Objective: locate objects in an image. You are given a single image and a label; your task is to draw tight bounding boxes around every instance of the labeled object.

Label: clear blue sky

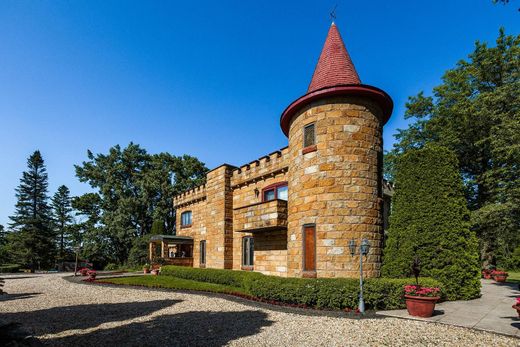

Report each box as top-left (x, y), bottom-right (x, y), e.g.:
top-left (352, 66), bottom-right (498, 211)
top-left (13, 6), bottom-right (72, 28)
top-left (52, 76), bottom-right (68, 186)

top-left (0, 1), bottom-right (518, 226)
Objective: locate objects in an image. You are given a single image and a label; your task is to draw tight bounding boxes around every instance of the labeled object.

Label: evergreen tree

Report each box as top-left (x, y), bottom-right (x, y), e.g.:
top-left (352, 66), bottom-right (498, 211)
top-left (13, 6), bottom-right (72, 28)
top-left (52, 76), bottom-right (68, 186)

top-left (387, 29), bottom-right (520, 267)
top-left (382, 146), bottom-right (481, 300)
top-left (8, 151), bottom-right (56, 270)
top-left (51, 185), bottom-right (74, 258)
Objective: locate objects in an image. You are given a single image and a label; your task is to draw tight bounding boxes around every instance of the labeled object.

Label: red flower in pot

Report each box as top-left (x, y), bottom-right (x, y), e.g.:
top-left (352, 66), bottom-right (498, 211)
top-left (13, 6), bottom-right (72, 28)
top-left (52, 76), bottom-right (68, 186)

top-left (481, 269), bottom-right (493, 279)
top-left (513, 298), bottom-right (520, 318)
top-left (404, 285), bottom-right (441, 318)
top-left (492, 270), bottom-right (508, 282)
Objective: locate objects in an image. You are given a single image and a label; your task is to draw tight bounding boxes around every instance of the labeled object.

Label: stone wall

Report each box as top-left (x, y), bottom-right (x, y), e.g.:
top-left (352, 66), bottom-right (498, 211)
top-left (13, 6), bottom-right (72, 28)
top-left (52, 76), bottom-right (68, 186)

top-left (287, 97), bottom-right (384, 278)
top-left (174, 198), bottom-right (207, 268)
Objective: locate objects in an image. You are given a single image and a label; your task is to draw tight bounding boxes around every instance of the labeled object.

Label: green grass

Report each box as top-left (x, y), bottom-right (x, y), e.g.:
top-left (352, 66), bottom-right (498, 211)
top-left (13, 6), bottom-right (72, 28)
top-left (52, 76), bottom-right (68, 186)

top-left (101, 275), bottom-right (246, 295)
top-left (507, 271), bottom-right (520, 284)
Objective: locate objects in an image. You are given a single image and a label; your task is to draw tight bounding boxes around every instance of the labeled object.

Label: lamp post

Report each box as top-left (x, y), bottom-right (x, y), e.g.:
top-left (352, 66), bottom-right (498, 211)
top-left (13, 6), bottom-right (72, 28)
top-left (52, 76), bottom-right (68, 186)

top-left (73, 244), bottom-right (81, 277)
top-left (349, 238), bottom-right (371, 313)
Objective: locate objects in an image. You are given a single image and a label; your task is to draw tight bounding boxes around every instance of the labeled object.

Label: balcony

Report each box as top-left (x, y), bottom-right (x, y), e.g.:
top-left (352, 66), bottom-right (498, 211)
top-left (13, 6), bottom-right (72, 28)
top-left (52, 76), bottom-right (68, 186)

top-left (233, 199), bottom-right (288, 232)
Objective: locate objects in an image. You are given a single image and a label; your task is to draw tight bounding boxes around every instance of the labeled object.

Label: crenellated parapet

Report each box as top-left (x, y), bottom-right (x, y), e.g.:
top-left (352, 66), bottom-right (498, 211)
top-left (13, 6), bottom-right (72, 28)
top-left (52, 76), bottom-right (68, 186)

top-left (173, 184), bottom-right (207, 208)
top-left (231, 146), bottom-right (289, 188)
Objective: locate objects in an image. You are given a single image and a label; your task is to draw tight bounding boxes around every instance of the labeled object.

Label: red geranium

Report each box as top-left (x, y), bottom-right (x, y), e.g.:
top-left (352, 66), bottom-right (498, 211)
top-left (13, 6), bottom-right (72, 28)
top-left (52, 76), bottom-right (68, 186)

top-left (515, 297), bottom-right (520, 305)
top-left (404, 285), bottom-right (440, 297)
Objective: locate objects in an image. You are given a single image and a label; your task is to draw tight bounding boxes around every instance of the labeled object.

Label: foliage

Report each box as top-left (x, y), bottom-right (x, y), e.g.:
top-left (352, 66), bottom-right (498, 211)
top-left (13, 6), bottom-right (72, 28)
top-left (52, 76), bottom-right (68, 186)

top-left (386, 29), bottom-right (520, 267)
top-left (51, 185), bottom-right (74, 259)
top-left (7, 151), bottom-right (56, 270)
top-left (0, 264), bottom-right (21, 273)
top-left (103, 263), bottom-right (119, 271)
top-left (160, 265), bottom-right (262, 287)
top-left (404, 285), bottom-right (440, 298)
top-left (102, 275), bottom-right (244, 294)
top-left (74, 143), bottom-right (207, 264)
top-left (382, 146), bottom-right (481, 300)
top-left (160, 266), bottom-right (444, 310)
top-left (127, 235), bottom-right (151, 267)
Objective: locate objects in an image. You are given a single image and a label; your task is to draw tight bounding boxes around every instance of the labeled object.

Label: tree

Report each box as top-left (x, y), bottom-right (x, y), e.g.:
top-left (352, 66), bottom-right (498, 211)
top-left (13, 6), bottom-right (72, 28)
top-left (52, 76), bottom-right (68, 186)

top-left (382, 146), bottom-right (481, 300)
top-left (387, 29), bottom-right (520, 267)
top-left (8, 151), bottom-right (56, 270)
top-left (74, 143), bottom-right (207, 265)
top-left (51, 185), bottom-right (74, 258)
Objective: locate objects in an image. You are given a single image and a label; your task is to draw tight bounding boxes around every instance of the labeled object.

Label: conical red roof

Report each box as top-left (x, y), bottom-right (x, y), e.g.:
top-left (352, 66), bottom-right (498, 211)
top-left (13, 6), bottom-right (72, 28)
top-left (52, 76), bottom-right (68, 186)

top-left (307, 23), bottom-right (360, 92)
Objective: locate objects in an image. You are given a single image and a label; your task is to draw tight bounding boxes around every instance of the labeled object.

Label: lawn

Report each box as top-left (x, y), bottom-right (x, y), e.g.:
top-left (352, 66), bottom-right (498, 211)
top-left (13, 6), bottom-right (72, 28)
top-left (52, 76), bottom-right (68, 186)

top-left (101, 275), bottom-right (246, 295)
top-left (507, 271), bottom-right (520, 284)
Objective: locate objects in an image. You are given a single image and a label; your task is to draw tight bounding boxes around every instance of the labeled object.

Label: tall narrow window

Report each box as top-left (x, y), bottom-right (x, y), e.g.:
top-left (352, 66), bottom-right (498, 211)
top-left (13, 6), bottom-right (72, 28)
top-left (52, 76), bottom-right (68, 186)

top-left (199, 240), bottom-right (206, 267)
top-left (303, 224), bottom-right (316, 272)
top-left (242, 236), bottom-right (254, 267)
top-left (181, 211), bottom-right (192, 227)
top-left (303, 123), bottom-right (316, 148)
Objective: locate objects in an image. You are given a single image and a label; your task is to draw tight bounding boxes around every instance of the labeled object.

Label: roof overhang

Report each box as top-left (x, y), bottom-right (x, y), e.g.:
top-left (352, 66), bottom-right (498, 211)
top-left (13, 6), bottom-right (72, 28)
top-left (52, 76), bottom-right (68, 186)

top-left (280, 84), bottom-right (393, 137)
top-left (149, 235), bottom-right (194, 244)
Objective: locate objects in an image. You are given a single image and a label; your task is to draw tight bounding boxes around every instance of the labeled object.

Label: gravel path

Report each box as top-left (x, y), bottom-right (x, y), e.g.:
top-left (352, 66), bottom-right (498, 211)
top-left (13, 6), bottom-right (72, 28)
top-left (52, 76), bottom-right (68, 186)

top-left (0, 274), bottom-right (518, 347)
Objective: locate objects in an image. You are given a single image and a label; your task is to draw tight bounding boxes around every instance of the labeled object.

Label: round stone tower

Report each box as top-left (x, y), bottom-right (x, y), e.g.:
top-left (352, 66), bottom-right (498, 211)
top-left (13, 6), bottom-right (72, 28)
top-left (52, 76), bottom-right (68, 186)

top-left (281, 23), bottom-right (393, 278)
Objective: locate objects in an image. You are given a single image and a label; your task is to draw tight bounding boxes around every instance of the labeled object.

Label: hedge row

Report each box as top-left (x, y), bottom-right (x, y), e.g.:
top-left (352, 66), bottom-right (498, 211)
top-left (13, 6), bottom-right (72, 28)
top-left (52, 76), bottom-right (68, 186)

top-left (0, 264), bottom-right (20, 273)
top-left (160, 266), bottom-right (444, 310)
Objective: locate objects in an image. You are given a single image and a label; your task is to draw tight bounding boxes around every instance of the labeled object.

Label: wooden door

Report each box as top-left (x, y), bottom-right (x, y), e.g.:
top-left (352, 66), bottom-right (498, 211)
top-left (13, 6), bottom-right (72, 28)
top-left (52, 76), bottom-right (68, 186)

top-left (303, 224), bottom-right (316, 272)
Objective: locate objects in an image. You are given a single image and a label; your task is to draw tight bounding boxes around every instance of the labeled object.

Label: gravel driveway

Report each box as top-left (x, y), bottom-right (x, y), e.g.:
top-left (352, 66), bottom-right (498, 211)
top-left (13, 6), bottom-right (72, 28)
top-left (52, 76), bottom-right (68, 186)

top-left (0, 274), bottom-right (518, 346)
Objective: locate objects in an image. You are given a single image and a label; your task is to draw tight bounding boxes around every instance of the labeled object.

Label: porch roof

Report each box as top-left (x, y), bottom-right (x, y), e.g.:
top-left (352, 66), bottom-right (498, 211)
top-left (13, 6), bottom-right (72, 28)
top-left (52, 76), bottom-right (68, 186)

top-left (149, 235), bottom-right (194, 245)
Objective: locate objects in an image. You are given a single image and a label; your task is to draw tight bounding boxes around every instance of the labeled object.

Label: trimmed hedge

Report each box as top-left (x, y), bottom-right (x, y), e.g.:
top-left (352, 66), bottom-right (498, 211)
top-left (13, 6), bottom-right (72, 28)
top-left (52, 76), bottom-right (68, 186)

top-left (0, 264), bottom-right (20, 273)
top-left (161, 266), bottom-right (443, 310)
top-left (161, 265), bottom-right (262, 287)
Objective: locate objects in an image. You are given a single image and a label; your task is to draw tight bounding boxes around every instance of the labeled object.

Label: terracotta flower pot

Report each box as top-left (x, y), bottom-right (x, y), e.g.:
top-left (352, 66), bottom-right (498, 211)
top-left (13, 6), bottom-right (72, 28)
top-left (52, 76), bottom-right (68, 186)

top-left (493, 274), bottom-right (508, 282)
top-left (405, 295), bottom-right (440, 318)
top-left (512, 304), bottom-right (520, 318)
top-left (482, 272), bottom-right (492, 279)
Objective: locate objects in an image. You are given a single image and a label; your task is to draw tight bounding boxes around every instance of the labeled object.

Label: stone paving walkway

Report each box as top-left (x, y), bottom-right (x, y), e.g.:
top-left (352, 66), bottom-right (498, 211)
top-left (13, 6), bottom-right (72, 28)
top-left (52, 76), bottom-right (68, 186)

top-left (377, 279), bottom-right (520, 337)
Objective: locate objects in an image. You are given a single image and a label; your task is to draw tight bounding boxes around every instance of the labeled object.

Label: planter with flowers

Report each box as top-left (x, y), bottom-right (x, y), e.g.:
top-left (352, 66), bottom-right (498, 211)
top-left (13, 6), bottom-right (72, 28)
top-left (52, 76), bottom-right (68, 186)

top-left (78, 268), bottom-right (90, 276)
top-left (513, 298), bottom-right (520, 317)
top-left (143, 264), bottom-right (150, 274)
top-left (404, 285), bottom-right (441, 318)
top-left (481, 269), bottom-right (493, 279)
top-left (87, 270), bottom-right (97, 281)
top-left (492, 270), bottom-right (508, 282)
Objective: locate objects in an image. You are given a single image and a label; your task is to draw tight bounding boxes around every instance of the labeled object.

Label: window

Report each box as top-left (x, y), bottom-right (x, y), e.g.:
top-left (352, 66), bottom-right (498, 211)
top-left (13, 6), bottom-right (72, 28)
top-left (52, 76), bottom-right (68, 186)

top-left (262, 182), bottom-right (288, 202)
top-left (303, 123), bottom-right (316, 148)
top-left (242, 236), bottom-right (254, 267)
top-left (303, 224), bottom-right (316, 272)
top-left (199, 240), bottom-right (206, 266)
top-left (181, 211), bottom-right (192, 227)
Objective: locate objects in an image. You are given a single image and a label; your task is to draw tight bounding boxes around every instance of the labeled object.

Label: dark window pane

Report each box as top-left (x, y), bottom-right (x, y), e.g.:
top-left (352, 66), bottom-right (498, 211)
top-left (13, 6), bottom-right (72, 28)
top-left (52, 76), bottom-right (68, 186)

top-left (242, 237), bottom-right (254, 266)
top-left (304, 123), bottom-right (315, 147)
top-left (181, 211), bottom-right (192, 226)
top-left (263, 189), bottom-right (275, 201)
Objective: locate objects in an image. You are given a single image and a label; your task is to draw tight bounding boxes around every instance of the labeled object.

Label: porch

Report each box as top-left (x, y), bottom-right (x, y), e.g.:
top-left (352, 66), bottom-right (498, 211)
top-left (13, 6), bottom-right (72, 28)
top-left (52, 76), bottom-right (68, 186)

top-left (149, 235), bottom-right (194, 267)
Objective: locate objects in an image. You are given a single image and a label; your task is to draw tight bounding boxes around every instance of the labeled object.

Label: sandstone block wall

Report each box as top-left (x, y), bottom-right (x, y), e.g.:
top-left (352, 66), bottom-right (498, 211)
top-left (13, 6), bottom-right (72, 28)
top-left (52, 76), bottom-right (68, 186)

top-left (287, 97), bottom-right (384, 278)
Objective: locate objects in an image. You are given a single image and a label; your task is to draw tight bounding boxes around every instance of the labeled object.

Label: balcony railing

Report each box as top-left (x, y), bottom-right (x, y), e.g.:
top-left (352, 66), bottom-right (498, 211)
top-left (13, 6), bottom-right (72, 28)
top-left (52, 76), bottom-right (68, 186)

top-left (233, 199), bottom-right (288, 232)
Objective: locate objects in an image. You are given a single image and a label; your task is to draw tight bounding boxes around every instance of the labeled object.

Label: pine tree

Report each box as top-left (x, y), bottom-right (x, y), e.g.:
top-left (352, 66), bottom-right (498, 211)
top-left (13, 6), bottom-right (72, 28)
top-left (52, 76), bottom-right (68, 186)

top-left (8, 151), bottom-right (56, 270)
top-left (382, 146), bottom-right (481, 300)
top-left (51, 185), bottom-right (74, 258)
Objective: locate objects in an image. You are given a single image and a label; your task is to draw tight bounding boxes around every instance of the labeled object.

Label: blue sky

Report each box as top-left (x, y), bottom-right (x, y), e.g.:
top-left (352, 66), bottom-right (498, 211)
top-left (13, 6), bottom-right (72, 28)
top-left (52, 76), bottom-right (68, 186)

top-left (0, 1), bottom-right (518, 226)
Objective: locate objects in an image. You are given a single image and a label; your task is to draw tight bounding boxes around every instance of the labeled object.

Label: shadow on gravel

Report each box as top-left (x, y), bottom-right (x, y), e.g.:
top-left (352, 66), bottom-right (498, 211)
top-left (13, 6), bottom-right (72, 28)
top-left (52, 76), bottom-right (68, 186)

top-left (48, 310), bottom-right (273, 347)
top-left (2, 299), bottom-right (181, 336)
top-left (0, 292), bottom-right (42, 302)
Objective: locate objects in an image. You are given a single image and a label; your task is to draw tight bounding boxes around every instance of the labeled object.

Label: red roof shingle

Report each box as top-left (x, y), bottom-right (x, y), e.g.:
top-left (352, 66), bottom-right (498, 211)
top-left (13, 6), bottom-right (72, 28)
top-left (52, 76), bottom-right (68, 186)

top-left (307, 23), bottom-right (360, 92)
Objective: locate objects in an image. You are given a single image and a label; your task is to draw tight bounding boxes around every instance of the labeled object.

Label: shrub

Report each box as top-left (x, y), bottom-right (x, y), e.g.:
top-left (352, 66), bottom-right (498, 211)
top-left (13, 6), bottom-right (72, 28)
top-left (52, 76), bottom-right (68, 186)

top-left (161, 265), bottom-right (262, 288)
top-left (0, 264), bottom-right (20, 273)
top-left (160, 266), bottom-right (443, 310)
top-left (104, 263), bottom-right (119, 271)
top-left (382, 146), bottom-right (481, 300)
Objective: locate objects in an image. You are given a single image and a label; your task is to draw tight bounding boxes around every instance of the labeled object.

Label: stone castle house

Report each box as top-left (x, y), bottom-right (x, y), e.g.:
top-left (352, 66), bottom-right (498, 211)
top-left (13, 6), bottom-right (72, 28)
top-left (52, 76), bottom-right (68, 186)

top-left (149, 23), bottom-right (393, 278)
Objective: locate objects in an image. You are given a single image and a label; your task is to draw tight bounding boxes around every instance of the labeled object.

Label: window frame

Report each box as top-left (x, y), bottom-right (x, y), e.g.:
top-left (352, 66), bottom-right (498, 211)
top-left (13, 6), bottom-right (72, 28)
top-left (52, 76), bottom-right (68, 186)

top-left (180, 210), bottom-right (192, 228)
top-left (242, 236), bottom-right (254, 268)
top-left (199, 240), bottom-right (206, 267)
top-left (261, 181), bottom-right (288, 202)
top-left (303, 122), bottom-right (316, 149)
